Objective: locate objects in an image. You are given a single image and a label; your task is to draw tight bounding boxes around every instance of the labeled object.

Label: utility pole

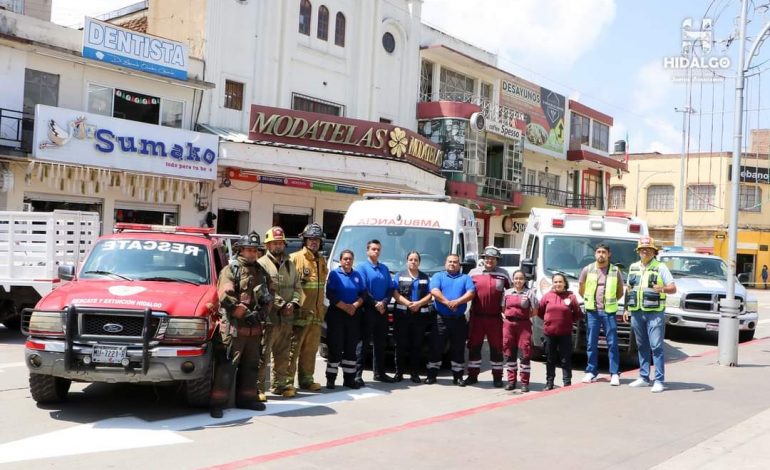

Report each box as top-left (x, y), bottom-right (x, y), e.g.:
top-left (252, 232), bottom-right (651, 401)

top-left (673, 105), bottom-right (694, 247)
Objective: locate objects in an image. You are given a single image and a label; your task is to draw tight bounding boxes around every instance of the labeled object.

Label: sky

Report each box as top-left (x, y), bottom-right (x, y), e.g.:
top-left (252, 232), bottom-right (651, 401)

top-left (50, 0), bottom-right (770, 155)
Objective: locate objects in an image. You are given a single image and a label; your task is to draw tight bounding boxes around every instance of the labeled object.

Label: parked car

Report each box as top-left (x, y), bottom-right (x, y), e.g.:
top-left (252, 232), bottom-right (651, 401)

top-left (498, 247), bottom-right (521, 279)
top-left (658, 249), bottom-right (759, 342)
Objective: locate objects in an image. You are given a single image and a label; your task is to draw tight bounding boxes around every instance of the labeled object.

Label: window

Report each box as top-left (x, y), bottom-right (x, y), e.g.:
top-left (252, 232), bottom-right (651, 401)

top-left (382, 32), bottom-right (395, 53)
top-left (570, 112), bottom-right (590, 145)
top-left (299, 0), bottom-right (311, 35)
top-left (739, 185), bottom-right (761, 212)
top-left (317, 5), bottom-right (329, 40)
top-left (161, 99), bottom-right (184, 128)
top-left (647, 185), bottom-right (674, 211)
top-left (87, 84), bottom-right (184, 127)
top-left (439, 68), bottom-right (475, 102)
top-left (609, 186), bottom-right (626, 209)
top-left (292, 93), bottom-right (343, 116)
top-left (334, 12), bottom-right (346, 46)
top-left (592, 121), bottom-right (609, 152)
top-left (504, 140), bottom-right (523, 183)
top-left (379, 117), bottom-right (392, 124)
top-left (419, 60), bottom-right (433, 101)
top-left (686, 184), bottom-right (715, 211)
top-left (224, 80), bottom-right (244, 110)
top-left (480, 82), bottom-right (492, 102)
top-left (23, 69), bottom-right (59, 115)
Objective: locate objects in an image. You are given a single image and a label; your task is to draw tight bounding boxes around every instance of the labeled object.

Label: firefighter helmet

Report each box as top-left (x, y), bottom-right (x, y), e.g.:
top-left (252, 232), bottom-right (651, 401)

top-left (300, 223), bottom-right (324, 239)
top-left (234, 231), bottom-right (261, 250)
top-left (264, 226), bottom-right (286, 244)
top-left (483, 246), bottom-right (502, 259)
top-left (636, 236), bottom-right (659, 253)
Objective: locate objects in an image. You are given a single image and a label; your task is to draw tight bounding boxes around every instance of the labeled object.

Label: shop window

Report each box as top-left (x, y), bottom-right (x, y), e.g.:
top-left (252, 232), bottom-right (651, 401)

top-left (87, 84), bottom-right (113, 116)
top-left (647, 185), bottom-right (674, 211)
top-left (323, 210), bottom-right (344, 239)
top-left (161, 99), bottom-right (184, 128)
top-left (23, 69), bottom-right (59, 115)
top-left (299, 0), bottom-right (312, 35)
top-left (292, 93), bottom-right (343, 116)
top-left (739, 185), bottom-right (761, 212)
top-left (570, 112), bottom-right (590, 146)
top-left (592, 121), bottom-right (609, 152)
top-left (113, 89), bottom-right (160, 125)
top-left (686, 184), bottom-right (715, 211)
top-left (115, 208), bottom-right (177, 225)
top-left (224, 80), bottom-right (244, 111)
top-left (334, 12), bottom-right (346, 46)
top-left (317, 5), bottom-right (329, 40)
top-left (609, 186), bottom-right (626, 209)
top-left (273, 205), bottom-right (312, 238)
top-left (439, 67), bottom-right (474, 102)
top-left (419, 60), bottom-right (433, 102)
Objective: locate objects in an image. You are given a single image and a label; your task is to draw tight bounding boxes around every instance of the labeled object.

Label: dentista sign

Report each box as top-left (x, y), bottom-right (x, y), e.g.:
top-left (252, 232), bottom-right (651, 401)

top-left (248, 105), bottom-right (443, 172)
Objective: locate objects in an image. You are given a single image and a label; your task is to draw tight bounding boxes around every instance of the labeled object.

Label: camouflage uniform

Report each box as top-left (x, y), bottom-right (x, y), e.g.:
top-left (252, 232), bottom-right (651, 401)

top-left (289, 245), bottom-right (329, 390)
top-left (210, 254), bottom-right (272, 412)
top-left (257, 247), bottom-right (302, 396)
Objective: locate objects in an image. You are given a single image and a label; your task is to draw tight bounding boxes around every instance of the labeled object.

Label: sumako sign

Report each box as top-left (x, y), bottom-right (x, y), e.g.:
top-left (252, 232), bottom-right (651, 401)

top-left (33, 105), bottom-right (217, 180)
top-left (83, 17), bottom-right (188, 80)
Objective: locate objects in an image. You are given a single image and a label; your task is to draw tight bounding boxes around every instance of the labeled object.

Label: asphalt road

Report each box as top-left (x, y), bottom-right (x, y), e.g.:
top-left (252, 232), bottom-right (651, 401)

top-left (1, 289), bottom-right (768, 469)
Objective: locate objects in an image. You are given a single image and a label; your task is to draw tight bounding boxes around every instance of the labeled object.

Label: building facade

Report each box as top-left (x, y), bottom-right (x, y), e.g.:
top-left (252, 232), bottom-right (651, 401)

top-left (0, 8), bottom-right (215, 232)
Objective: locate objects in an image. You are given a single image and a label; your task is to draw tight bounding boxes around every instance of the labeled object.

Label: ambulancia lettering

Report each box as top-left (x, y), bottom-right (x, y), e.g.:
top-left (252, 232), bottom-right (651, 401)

top-left (356, 218), bottom-right (440, 228)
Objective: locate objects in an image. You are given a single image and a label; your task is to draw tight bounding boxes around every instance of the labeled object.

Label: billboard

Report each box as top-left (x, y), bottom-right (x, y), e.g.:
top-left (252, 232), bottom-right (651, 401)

top-left (500, 77), bottom-right (566, 155)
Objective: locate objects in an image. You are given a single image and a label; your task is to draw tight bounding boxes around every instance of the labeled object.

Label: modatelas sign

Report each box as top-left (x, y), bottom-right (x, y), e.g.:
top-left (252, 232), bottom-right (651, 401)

top-left (83, 17), bottom-right (188, 80)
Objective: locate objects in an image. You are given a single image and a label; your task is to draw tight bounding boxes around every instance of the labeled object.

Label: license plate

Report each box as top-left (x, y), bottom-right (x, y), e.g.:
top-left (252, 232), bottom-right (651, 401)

top-left (705, 323), bottom-right (720, 332)
top-left (92, 345), bottom-right (127, 364)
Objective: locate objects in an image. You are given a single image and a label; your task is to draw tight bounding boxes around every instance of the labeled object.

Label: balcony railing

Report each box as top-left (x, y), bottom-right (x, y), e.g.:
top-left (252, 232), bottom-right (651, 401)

top-left (479, 177), bottom-right (517, 201)
top-left (418, 92), bottom-right (525, 126)
top-left (0, 108), bottom-right (33, 154)
top-left (520, 184), bottom-right (602, 209)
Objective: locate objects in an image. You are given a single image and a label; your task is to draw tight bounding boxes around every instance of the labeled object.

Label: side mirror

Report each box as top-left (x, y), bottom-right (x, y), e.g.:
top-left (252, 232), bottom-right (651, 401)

top-left (58, 265), bottom-right (76, 281)
top-left (520, 258), bottom-right (535, 280)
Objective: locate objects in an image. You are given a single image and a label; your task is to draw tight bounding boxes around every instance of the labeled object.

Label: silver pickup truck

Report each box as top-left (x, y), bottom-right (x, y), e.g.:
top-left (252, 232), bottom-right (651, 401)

top-left (658, 251), bottom-right (759, 342)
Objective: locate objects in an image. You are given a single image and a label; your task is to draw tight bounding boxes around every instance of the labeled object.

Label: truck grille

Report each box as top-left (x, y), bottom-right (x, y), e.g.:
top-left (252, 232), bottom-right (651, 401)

top-left (683, 293), bottom-right (743, 314)
top-left (81, 314), bottom-right (160, 337)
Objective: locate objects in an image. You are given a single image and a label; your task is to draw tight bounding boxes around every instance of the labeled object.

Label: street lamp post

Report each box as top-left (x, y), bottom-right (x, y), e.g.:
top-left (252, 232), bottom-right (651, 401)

top-left (674, 105), bottom-right (696, 247)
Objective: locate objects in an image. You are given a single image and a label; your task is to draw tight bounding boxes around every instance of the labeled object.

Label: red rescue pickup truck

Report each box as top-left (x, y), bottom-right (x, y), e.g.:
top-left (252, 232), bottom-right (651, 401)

top-left (22, 223), bottom-right (229, 406)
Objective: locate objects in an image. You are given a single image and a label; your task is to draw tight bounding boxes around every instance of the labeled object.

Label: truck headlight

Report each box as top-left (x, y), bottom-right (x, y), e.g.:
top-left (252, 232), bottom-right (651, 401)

top-left (165, 318), bottom-right (208, 341)
top-left (28, 311), bottom-right (65, 336)
top-left (665, 295), bottom-right (681, 309)
top-left (745, 300), bottom-right (758, 313)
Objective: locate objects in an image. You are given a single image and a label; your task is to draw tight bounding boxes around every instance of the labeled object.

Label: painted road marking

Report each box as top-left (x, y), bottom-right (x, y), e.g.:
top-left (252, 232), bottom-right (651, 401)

top-left (0, 388), bottom-right (386, 465)
top-left (0, 361), bottom-right (24, 372)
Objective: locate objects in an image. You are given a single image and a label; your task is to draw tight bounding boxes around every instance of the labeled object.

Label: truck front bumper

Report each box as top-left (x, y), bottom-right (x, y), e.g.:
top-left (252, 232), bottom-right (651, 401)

top-left (25, 339), bottom-right (211, 383)
top-left (665, 310), bottom-right (758, 332)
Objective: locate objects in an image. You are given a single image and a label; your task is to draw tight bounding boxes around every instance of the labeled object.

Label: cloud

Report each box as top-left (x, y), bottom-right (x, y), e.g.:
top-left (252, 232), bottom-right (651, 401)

top-left (630, 60), bottom-right (678, 114)
top-left (421, 0), bottom-right (616, 74)
top-left (51, 0), bottom-right (138, 27)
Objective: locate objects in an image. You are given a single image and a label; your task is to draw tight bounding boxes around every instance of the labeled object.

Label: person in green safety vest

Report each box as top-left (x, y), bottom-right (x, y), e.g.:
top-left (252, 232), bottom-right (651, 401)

top-left (579, 243), bottom-right (625, 386)
top-left (622, 237), bottom-right (676, 393)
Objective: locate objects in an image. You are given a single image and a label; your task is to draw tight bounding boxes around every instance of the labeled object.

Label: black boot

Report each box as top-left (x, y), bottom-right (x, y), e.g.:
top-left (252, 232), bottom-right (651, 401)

top-left (326, 373), bottom-right (337, 390)
top-left (410, 371), bottom-right (422, 384)
top-left (493, 376), bottom-right (504, 388)
top-left (210, 406), bottom-right (223, 418)
top-left (453, 371), bottom-right (466, 387)
top-left (393, 372), bottom-right (404, 382)
top-left (343, 375), bottom-right (360, 389)
top-left (423, 369), bottom-right (437, 384)
top-left (504, 380), bottom-right (516, 391)
top-left (461, 375), bottom-right (478, 386)
top-left (544, 380), bottom-right (555, 391)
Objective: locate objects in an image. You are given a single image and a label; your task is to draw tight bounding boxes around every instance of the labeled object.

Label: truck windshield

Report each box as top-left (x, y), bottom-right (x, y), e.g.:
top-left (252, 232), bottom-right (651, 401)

top-left (80, 239), bottom-right (211, 284)
top-left (542, 235), bottom-right (638, 280)
top-left (330, 226), bottom-right (453, 274)
top-left (659, 255), bottom-right (729, 280)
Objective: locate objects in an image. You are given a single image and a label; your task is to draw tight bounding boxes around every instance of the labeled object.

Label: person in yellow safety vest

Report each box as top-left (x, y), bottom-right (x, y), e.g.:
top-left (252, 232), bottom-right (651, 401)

top-left (257, 226), bottom-right (302, 400)
top-left (578, 243), bottom-right (625, 386)
top-left (622, 236), bottom-right (676, 394)
top-left (288, 223), bottom-right (329, 391)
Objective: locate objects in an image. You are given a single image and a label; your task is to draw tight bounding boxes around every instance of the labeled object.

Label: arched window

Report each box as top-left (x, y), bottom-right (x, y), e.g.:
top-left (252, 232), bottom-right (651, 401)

top-left (335, 12), bottom-right (346, 47)
top-left (317, 6), bottom-right (329, 40)
top-left (299, 0), bottom-right (311, 35)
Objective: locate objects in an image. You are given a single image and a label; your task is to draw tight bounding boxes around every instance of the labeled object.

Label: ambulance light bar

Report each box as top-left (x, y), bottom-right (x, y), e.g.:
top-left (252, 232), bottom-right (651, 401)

top-left (114, 223), bottom-right (214, 235)
top-left (551, 218), bottom-right (565, 228)
top-left (628, 223), bottom-right (642, 233)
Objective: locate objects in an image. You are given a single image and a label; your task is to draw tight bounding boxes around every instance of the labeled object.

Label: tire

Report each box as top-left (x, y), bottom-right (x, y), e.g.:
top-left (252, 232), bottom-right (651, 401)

top-left (185, 363), bottom-right (213, 407)
top-left (29, 374), bottom-right (71, 403)
top-left (1, 317), bottom-right (21, 331)
top-left (739, 330), bottom-right (755, 343)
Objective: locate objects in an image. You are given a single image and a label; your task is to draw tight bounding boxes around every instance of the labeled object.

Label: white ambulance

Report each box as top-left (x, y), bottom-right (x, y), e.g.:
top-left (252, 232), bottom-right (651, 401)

top-left (519, 208), bottom-right (649, 362)
top-left (329, 194), bottom-right (479, 275)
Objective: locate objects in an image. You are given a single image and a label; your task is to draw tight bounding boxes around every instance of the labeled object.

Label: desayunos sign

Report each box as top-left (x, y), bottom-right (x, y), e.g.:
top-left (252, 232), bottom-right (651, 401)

top-left (33, 105), bottom-right (217, 180)
top-left (83, 17), bottom-right (188, 80)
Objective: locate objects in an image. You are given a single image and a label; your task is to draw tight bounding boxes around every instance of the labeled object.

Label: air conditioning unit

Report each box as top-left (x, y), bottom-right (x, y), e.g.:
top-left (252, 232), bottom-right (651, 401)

top-left (469, 112), bottom-right (485, 132)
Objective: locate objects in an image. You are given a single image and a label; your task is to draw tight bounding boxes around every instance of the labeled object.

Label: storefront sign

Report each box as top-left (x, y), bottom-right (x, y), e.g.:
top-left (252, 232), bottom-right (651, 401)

top-left (248, 105), bottom-right (444, 173)
top-left (486, 120), bottom-right (523, 140)
top-left (83, 17), bottom-right (188, 80)
top-left (33, 105), bottom-right (217, 181)
top-left (500, 77), bottom-right (566, 155)
top-left (728, 164), bottom-right (770, 184)
top-left (226, 168), bottom-right (361, 195)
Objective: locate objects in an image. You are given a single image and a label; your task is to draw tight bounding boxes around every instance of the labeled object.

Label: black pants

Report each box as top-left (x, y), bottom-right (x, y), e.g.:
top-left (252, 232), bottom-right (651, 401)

top-left (544, 334), bottom-right (573, 385)
top-left (326, 306), bottom-right (361, 381)
top-left (427, 315), bottom-right (467, 377)
top-left (394, 310), bottom-right (430, 375)
top-left (356, 305), bottom-right (389, 378)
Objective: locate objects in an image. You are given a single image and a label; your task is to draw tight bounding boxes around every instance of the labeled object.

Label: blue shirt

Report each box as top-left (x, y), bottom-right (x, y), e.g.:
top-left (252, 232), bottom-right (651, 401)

top-left (430, 270), bottom-right (476, 317)
top-left (358, 259), bottom-right (393, 302)
top-left (326, 267), bottom-right (366, 305)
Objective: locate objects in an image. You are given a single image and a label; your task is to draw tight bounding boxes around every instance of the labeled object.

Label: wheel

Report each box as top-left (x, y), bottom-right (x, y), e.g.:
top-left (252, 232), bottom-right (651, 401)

top-left (185, 360), bottom-right (214, 407)
top-left (739, 330), bottom-right (755, 343)
top-left (29, 374), bottom-right (71, 403)
top-left (1, 316), bottom-right (21, 331)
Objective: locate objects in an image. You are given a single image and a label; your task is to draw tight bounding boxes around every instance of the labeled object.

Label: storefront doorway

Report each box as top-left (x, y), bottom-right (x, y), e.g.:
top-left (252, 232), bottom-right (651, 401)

top-left (273, 205), bottom-right (311, 238)
top-left (216, 199), bottom-right (250, 235)
top-left (24, 193), bottom-right (103, 215)
top-left (114, 202), bottom-right (178, 225)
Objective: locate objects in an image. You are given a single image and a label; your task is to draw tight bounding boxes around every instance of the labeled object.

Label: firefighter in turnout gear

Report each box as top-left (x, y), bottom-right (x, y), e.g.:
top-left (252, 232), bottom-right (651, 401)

top-left (210, 231), bottom-right (272, 418)
top-left (622, 237), bottom-right (676, 393)
top-left (257, 226), bottom-right (302, 399)
top-left (288, 223), bottom-right (329, 391)
top-left (466, 246), bottom-right (510, 387)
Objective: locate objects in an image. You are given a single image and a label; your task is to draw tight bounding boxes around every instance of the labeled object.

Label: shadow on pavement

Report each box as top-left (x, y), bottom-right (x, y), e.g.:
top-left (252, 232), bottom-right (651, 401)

top-left (663, 381), bottom-right (714, 392)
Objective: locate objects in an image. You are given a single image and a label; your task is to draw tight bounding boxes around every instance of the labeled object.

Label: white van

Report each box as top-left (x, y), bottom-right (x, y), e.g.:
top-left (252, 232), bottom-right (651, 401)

top-left (328, 194), bottom-right (479, 275)
top-left (519, 208), bottom-right (649, 362)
